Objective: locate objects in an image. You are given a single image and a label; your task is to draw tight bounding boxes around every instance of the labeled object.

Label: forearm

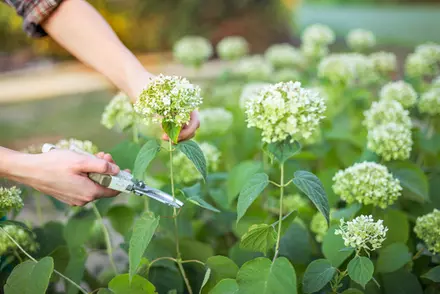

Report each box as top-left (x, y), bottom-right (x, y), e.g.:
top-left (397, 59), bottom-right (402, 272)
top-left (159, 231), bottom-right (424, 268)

top-left (0, 147), bottom-right (29, 182)
top-left (41, 0), bottom-right (153, 99)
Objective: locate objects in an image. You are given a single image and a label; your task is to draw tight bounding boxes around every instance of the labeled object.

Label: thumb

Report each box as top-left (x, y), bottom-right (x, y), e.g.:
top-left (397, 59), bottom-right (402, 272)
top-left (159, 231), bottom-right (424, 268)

top-left (77, 157), bottom-right (120, 175)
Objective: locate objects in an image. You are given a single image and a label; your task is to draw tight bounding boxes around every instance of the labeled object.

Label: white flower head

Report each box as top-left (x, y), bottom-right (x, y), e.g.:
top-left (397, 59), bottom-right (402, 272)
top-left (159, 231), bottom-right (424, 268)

top-left (332, 162), bottom-right (402, 209)
top-left (415, 43), bottom-right (440, 65)
top-left (301, 42), bottom-right (329, 60)
top-left (367, 122), bottom-right (413, 161)
top-left (346, 29), bottom-right (376, 52)
top-left (363, 100), bottom-right (412, 129)
top-left (369, 51), bottom-right (397, 76)
top-left (379, 81), bottom-right (418, 109)
top-left (234, 55), bottom-right (273, 81)
top-left (0, 187), bottom-right (23, 212)
top-left (335, 215), bottom-right (388, 253)
top-left (173, 36), bottom-right (213, 67)
top-left (264, 43), bottom-right (305, 69)
top-left (302, 24), bottom-right (335, 46)
top-left (414, 209), bottom-right (440, 254)
top-left (239, 83), bottom-right (271, 109)
top-left (0, 225), bottom-right (38, 256)
top-left (217, 36), bottom-right (249, 61)
top-left (405, 53), bottom-right (436, 78)
top-left (198, 108), bottom-right (233, 136)
top-left (56, 138), bottom-right (99, 154)
top-left (418, 88), bottom-right (440, 116)
top-left (101, 92), bottom-right (135, 130)
top-left (272, 68), bottom-right (301, 83)
top-left (134, 75), bottom-right (203, 126)
top-left (245, 81), bottom-right (326, 143)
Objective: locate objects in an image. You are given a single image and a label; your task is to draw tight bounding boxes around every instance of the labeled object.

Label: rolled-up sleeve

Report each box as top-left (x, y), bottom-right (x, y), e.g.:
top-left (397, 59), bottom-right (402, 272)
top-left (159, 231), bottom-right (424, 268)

top-left (3, 0), bottom-right (64, 38)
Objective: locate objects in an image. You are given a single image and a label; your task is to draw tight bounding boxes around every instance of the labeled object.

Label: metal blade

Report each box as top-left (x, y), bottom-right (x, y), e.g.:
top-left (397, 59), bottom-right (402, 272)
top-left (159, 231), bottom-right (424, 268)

top-left (134, 185), bottom-right (183, 208)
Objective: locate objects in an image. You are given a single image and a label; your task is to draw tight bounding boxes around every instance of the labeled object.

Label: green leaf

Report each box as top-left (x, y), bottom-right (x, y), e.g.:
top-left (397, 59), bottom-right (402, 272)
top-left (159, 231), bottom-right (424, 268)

top-left (109, 274), bottom-right (156, 294)
top-left (65, 246), bottom-right (87, 294)
top-left (275, 210), bottom-right (298, 236)
top-left (181, 184), bottom-right (220, 212)
top-left (377, 243), bottom-right (411, 273)
top-left (421, 266), bottom-right (440, 282)
top-left (279, 222), bottom-right (312, 265)
top-left (302, 259), bottom-right (336, 293)
top-left (322, 226), bottom-right (352, 267)
top-left (331, 203), bottom-right (361, 221)
top-left (177, 140), bottom-right (207, 180)
top-left (347, 256), bottom-right (374, 289)
top-left (200, 268), bottom-right (211, 294)
top-left (341, 289), bottom-right (364, 294)
top-left (240, 224), bottom-right (277, 254)
top-left (97, 289), bottom-right (113, 294)
top-left (4, 257), bottom-right (54, 294)
top-left (292, 170), bottom-right (330, 225)
top-left (227, 161), bottom-right (263, 204)
top-left (162, 121), bottom-right (182, 144)
top-left (381, 209), bottom-right (409, 246)
top-left (179, 239), bottom-right (214, 262)
top-left (236, 173), bottom-right (269, 223)
top-left (382, 269), bottom-right (423, 294)
top-left (210, 279), bottom-right (239, 294)
top-left (110, 140), bottom-right (141, 170)
top-left (236, 257), bottom-right (297, 294)
top-left (148, 266), bottom-right (183, 294)
top-left (133, 140), bottom-right (161, 179)
top-left (201, 256), bottom-right (239, 294)
top-left (64, 210), bottom-right (95, 249)
top-left (106, 205), bottom-right (135, 236)
top-left (388, 161), bottom-right (429, 203)
top-left (129, 212), bottom-right (160, 282)
top-left (266, 139), bottom-right (301, 163)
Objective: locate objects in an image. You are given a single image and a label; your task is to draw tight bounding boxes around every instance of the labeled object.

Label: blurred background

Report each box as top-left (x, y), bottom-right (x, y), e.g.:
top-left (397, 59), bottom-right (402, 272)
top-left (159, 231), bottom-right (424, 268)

top-left (1, 0), bottom-right (440, 151)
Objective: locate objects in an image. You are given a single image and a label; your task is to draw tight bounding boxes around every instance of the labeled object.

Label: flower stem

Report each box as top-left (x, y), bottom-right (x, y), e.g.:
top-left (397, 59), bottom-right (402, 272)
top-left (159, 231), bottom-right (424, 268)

top-left (91, 204), bottom-right (118, 275)
top-left (35, 193), bottom-right (43, 225)
top-left (413, 248), bottom-right (424, 260)
top-left (0, 227), bottom-right (88, 294)
top-left (272, 163), bottom-right (285, 262)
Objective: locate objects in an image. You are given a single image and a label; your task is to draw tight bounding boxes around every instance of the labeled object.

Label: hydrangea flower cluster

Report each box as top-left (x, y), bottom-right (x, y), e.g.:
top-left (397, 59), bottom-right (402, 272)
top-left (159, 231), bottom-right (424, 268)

top-left (332, 162), bottom-right (402, 209)
top-left (0, 186), bottom-right (23, 212)
top-left (272, 68), bottom-right (301, 83)
top-left (415, 43), bottom-right (440, 65)
top-left (302, 24), bottom-right (335, 46)
top-left (301, 42), bottom-right (329, 60)
top-left (172, 142), bottom-right (220, 183)
top-left (310, 212), bottom-right (329, 243)
top-left (335, 215), bottom-right (388, 253)
top-left (405, 52), bottom-right (437, 78)
top-left (234, 55), bottom-right (273, 81)
top-left (216, 36), bottom-right (249, 61)
top-left (0, 225), bottom-right (38, 256)
top-left (101, 92), bottom-right (135, 130)
top-left (414, 209), bottom-right (440, 254)
top-left (369, 51), bottom-right (397, 76)
top-left (134, 75), bottom-right (202, 127)
top-left (173, 36), bottom-right (213, 67)
top-left (198, 108), bottom-right (233, 136)
top-left (282, 194), bottom-right (311, 213)
top-left (363, 100), bottom-right (412, 129)
top-left (245, 81), bottom-right (326, 143)
top-left (367, 122), bottom-right (413, 161)
top-left (418, 88), bottom-right (440, 116)
top-left (56, 138), bottom-right (99, 154)
top-left (264, 43), bottom-right (304, 69)
top-left (379, 81), bottom-right (417, 109)
top-left (239, 83), bottom-right (271, 109)
top-left (346, 29), bottom-right (376, 52)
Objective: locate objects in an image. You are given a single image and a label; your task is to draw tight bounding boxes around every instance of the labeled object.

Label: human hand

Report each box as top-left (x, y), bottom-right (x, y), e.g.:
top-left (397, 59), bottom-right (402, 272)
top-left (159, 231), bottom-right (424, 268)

top-left (16, 150), bottom-right (121, 206)
top-left (161, 110), bottom-right (200, 142)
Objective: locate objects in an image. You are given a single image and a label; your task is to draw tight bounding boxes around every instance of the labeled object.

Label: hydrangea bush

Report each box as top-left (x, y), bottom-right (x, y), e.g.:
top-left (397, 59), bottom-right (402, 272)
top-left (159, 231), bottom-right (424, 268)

top-left (3, 24), bottom-right (440, 294)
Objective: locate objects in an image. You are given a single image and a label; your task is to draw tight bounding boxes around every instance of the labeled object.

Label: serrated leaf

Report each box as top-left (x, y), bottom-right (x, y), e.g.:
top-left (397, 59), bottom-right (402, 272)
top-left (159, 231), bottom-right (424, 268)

top-left (177, 140), bottom-right (207, 180)
top-left (201, 256), bottom-right (239, 294)
top-left (347, 256), bottom-right (374, 288)
top-left (181, 184), bottom-right (220, 212)
top-left (227, 161), bottom-right (264, 204)
top-left (109, 274), bottom-right (156, 294)
top-left (322, 226), bottom-right (353, 268)
top-left (110, 140), bottom-right (141, 170)
top-left (292, 170), bottom-right (330, 225)
top-left (421, 266), bottom-right (440, 282)
top-left (266, 139), bottom-right (301, 163)
top-left (240, 224), bottom-right (277, 254)
top-left (4, 257), bottom-right (54, 294)
top-left (388, 161), bottom-right (429, 203)
top-left (106, 205), bottom-right (135, 236)
top-left (65, 246), bottom-right (87, 294)
top-left (237, 173), bottom-right (269, 223)
top-left (236, 257), bottom-right (297, 294)
top-left (129, 212), bottom-right (160, 282)
top-left (303, 259), bottom-right (336, 293)
top-left (377, 243), bottom-right (411, 273)
top-left (210, 279), bottom-right (239, 294)
top-left (64, 210), bottom-right (95, 249)
top-left (380, 209), bottom-right (409, 246)
top-left (162, 121), bottom-right (182, 144)
top-left (133, 140), bottom-right (161, 179)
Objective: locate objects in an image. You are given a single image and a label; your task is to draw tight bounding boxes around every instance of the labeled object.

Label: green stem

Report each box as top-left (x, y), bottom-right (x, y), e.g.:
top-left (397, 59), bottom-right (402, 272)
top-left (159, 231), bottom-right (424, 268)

top-left (180, 259), bottom-right (206, 266)
top-left (331, 270), bottom-right (348, 292)
top-left (0, 227), bottom-right (88, 294)
top-left (272, 163), bottom-right (285, 262)
top-left (413, 248), bottom-right (424, 260)
top-left (132, 124), bottom-right (139, 143)
top-left (91, 204), bottom-right (118, 275)
top-left (35, 193), bottom-right (43, 225)
top-left (13, 250), bottom-right (23, 263)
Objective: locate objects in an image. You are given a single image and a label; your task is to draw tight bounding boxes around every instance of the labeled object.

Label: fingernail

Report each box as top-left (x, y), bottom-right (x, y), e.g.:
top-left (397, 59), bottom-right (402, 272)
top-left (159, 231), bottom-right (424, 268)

top-left (111, 164), bottom-right (120, 174)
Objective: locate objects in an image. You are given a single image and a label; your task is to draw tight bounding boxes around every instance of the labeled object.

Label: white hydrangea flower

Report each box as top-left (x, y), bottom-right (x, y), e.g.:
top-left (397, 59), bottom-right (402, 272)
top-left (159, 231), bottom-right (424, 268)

top-left (217, 36), bottom-right (249, 61)
top-left (245, 81), bottom-right (326, 143)
top-left (415, 43), bottom-right (440, 65)
top-left (346, 29), bottom-right (376, 52)
top-left (332, 162), bottom-right (402, 209)
top-left (379, 81), bottom-right (418, 109)
top-left (405, 53), bottom-right (436, 78)
top-left (172, 142), bottom-right (220, 183)
top-left (56, 138), bottom-right (99, 154)
top-left (367, 122), bottom-right (413, 161)
top-left (234, 55), bottom-right (273, 81)
top-left (264, 43), bottom-right (304, 69)
top-left (0, 187), bottom-right (23, 212)
top-left (311, 212), bottom-right (329, 243)
top-left (302, 24), bottom-right (335, 46)
top-left (198, 108), bottom-right (233, 136)
top-left (335, 215), bottom-right (388, 253)
top-left (272, 68), bottom-right (301, 83)
top-left (301, 42), bottom-right (329, 60)
top-left (101, 92), bottom-right (135, 130)
top-left (173, 36), bottom-right (213, 67)
top-left (0, 225), bottom-right (38, 256)
top-left (418, 88), bottom-right (440, 116)
top-left (414, 209), bottom-right (440, 254)
top-left (239, 83), bottom-right (271, 109)
top-left (134, 75), bottom-right (202, 126)
top-left (363, 100), bottom-right (412, 129)
top-left (369, 51), bottom-right (397, 76)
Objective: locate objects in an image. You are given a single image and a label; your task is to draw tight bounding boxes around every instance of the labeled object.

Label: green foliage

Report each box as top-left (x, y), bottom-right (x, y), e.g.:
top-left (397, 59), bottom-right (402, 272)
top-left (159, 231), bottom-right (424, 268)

top-left (210, 278), bottom-right (239, 294)
top-left (376, 243), bottom-right (411, 273)
top-left (322, 226), bottom-right (354, 267)
top-left (236, 173), bottom-right (269, 223)
top-left (421, 266), bottom-right (440, 282)
top-left (106, 205), bottom-right (135, 236)
top-left (387, 161), bottom-right (429, 203)
top-left (347, 256), bottom-right (374, 288)
top-left (201, 256), bottom-right (239, 294)
top-left (108, 274), bottom-right (156, 294)
top-left (240, 224), bottom-right (277, 254)
top-left (181, 183), bottom-right (220, 212)
top-left (302, 259), bottom-right (336, 293)
top-left (177, 140), bottom-right (207, 180)
top-left (227, 161), bottom-right (263, 204)
top-left (133, 139), bottom-right (161, 179)
top-left (266, 139), bottom-right (301, 163)
top-left (162, 121), bottom-right (182, 144)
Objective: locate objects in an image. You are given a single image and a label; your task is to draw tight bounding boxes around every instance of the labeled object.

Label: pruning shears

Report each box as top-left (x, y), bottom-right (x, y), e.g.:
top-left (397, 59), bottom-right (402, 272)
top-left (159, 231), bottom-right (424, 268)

top-left (41, 143), bottom-right (183, 208)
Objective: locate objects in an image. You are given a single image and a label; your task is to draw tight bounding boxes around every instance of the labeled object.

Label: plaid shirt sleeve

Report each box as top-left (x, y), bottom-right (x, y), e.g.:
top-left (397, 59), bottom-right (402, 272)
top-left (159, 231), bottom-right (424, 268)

top-left (3, 0), bottom-right (64, 38)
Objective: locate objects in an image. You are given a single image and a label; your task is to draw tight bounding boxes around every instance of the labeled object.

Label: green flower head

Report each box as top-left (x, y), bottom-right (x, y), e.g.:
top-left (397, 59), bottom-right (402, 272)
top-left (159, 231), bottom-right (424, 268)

top-left (265, 43), bottom-right (304, 69)
top-left (418, 88), bottom-right (440, 116)
top-left (217, 36), bottom-right (249, 61)
top-left (101, 92), bottom-right (135, 130)
top-left (363, 99), bottom-right (412, 129)
top-left (367, 123), bottom-right (413, 161)
top-left (173, 36), bottom-right (213, 67)
top-left (0, 187), bottom-right (23, 212)
top-left (346, 29), bottom-right (376, 52)
top-left (302, 24), bottom-right (335, 46)
top-left (414, 209), bottom-right (440, 254)
top-left (379, 81), bottom-right (417, 109)
top-left (0, 225), bottom-right (38, 256)
top-left (369, 51), bottom-right (397, 76)
top-left (56, 138), bottom-right (99, 154)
